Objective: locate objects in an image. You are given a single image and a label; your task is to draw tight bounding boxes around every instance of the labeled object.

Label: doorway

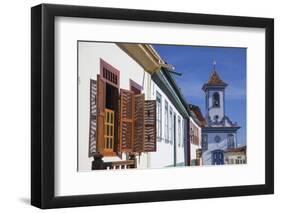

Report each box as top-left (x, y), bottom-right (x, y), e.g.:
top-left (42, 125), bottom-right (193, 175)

top-left (212, 150), bottom-right (224, 165)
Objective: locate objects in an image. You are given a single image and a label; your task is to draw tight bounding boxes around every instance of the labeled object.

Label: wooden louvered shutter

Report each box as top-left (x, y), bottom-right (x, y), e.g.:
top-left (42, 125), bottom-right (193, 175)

top-left (89, 79), bottom-right (97, 156)
top-left (143, 100), bottom-right (157, 152)
top-left (119, 89), bottom-right (134, 152)
top-left (97, 75), bottom-right (106, 152)
top-left (133, 94), bottom-right (145, 152)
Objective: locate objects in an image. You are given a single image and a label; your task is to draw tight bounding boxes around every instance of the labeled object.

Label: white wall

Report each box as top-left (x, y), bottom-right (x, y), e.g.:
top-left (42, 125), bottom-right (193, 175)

top-left (1, 0), bottom-right (280, 213)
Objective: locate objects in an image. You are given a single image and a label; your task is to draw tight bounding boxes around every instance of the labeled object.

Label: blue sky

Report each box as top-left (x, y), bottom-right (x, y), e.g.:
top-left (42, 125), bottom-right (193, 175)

top-left (153, 44), bottom-right (247, 146)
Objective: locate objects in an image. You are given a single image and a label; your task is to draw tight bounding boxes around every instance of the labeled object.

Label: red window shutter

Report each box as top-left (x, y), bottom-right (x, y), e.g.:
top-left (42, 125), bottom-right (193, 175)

top-left (144, 100), bottom-right (157, 152)
top-left (89, 79), bottom-right (97, 156)
top-left (119, 89), bottom-right (134, 152)
top-left (133, 94), bottom-right (145, 152)
top-left (96, 75), bottom-right (106, 152)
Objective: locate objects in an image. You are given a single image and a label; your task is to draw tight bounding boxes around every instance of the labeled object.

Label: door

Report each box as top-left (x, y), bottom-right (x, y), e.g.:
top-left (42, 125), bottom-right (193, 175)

top-left (212, 150), bottom-right (224, 165)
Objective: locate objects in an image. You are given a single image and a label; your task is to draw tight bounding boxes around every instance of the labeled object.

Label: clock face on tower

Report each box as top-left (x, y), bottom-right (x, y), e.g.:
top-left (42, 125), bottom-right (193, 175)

top-left (215, 135), bottom-right (221, 143)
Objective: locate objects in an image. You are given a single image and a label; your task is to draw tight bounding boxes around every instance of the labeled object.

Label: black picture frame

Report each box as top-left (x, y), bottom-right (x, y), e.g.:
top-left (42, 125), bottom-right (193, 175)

top-left (31, 3), bottom-right (274, 209)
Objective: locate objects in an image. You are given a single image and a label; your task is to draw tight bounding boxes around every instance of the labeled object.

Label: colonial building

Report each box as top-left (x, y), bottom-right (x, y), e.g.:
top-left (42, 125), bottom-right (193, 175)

top-left (188, 104), bottom-right (205, 166)
top-left (224, 145), bottom-right (247, 165)
top-left (201, 63), bottom-right (240, 165)
top-left (150, 66), bottom-right (189, 168)
top-left (78, 42), bottom-right (159, 171)
top-left (78, 42), bottom-right (191, 171)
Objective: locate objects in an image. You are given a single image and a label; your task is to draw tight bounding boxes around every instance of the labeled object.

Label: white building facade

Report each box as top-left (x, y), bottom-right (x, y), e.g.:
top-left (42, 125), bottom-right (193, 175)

top-left (149, 81), bottom-right (186, 168)
top-left (78, 42), bottom-right (159, 171)
top-left (224, 146), bottom-right (247, 165)
top-left (78, 42), bottom-right (190, 171)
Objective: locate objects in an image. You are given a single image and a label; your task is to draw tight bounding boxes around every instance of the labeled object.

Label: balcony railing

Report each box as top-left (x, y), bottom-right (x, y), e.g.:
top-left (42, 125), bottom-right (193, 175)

top-left (105, 160), bottom-right (136, 170)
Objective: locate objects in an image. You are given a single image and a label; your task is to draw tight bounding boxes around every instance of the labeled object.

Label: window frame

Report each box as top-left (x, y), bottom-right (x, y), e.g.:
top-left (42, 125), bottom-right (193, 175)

top-left (156, 91), bottom-right (162, 140)
top-left (169, 107), bottom-right (173, 144)
top-left (178, 116), bottom-right (181, 147)
top-left (227, 134), bottom-right (235, 149)
top-left (164, 100), bottom-right (169, 142)
top-left (202, 134), bottom-right (208, 151)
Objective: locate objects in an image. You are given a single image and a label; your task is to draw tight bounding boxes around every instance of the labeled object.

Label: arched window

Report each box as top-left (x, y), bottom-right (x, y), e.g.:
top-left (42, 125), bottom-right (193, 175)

top-left (212, 92), bottom-right (220, 107)
top-left (227, 134), bottom-right (235, 149)
top-left (202, 134), bottom-right (208, 151)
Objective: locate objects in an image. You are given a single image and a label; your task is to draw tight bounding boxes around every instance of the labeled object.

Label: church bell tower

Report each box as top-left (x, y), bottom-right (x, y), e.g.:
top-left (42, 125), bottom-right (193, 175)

top-left (202, 61), bottom-right (228, 124)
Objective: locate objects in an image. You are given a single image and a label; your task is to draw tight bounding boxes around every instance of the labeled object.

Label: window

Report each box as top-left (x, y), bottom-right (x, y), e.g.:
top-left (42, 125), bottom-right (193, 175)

top-left (100, 59), bottom-right (119, 87)
top-left (103, 67), bottom-right (118, 85)
top-left (178, 116), bottom-right (181, 147)
top-left (156, 91), bottom-right (162, 140)
top-left (120, 92), bottom-right (157, 153)
top-left (227, 134), bottom-right (235, 149)
top-left (214, 115), bottom-right (219, 122)
top-left (237, 156), bottom-right (242, 164)
top-left (212, 92), bottom-right (220, 107)
top-left (169, 108), bottom-right (173, 144)
top-left (130, 79), bottom-right (142, 94)
top-left (104, 109), bottom-right (114, 152)
top-left (96, 59), bottom-right (120, 156)
top-left (182, 121), bottom-right (185, 147)
top-left (190, 127), bottom-right (194, 144)
top-left (202, 134), bottom-right (208, 151)
top-left (164, 100), bottom-right (169, 142)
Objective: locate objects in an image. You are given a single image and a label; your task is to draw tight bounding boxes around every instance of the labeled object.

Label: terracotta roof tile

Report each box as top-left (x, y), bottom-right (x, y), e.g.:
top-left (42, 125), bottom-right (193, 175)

top-left (206, 71), bottom-right (227, 86)
top-left (189, 104), bottom-right (206, 127)
top-left (225, 145), bottom-right (247, 153)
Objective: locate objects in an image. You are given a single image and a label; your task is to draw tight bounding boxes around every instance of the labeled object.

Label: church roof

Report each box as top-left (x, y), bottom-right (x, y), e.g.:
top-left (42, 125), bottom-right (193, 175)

top-left (202, 69), bottom-right (228, 91)
top-left (225, 145), bottom-right (246, 153)
top-left (207, 71), bottom-right (227, 85)
top-left (188, 104), bottom-right (206, 127)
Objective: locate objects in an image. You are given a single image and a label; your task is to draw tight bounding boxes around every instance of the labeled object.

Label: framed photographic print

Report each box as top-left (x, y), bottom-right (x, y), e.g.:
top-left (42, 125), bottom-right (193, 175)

top-left (31, 3), bottom-right (274, 209)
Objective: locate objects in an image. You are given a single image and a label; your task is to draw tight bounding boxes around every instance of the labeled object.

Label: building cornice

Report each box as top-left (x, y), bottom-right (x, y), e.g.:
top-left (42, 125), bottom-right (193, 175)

top-left (152, 69), bottom-right (189, 118)
top-left (117, 43), bottom-right (164, 74)
top-left (202, 126), bottom-right (240, 133)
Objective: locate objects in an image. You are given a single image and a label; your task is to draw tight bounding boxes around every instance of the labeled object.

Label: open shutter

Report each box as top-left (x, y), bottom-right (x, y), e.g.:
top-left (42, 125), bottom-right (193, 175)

top-left (133, 94), bottom-right (145, 152)
top-left (119, 89), bottom-right (134, 152)
top-left (96, 75), bottom-right (106, 153)
top-left (89, 79), bottom-right (97, 156)
top-left (143, 100), bottom-right (157, 152)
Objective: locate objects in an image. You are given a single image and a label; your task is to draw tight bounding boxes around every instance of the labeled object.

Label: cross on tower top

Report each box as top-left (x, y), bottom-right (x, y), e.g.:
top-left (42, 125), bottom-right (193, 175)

top-left (213, 58), bottom-right (217, 71)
